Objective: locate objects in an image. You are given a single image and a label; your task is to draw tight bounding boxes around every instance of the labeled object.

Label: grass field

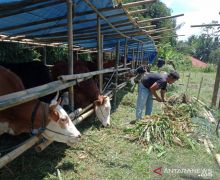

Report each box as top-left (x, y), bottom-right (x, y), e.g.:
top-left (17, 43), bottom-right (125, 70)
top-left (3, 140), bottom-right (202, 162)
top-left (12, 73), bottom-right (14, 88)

top-left (0, 71), bottom-right (220, 180)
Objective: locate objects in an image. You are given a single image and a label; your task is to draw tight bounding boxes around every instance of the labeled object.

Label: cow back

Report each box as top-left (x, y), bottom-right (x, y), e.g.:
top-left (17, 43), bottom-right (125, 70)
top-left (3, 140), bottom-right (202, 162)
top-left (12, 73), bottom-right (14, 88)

top-left (0, 66), bottom-right (25, 95)
top-left (0, 61), bottom-right (54, 103)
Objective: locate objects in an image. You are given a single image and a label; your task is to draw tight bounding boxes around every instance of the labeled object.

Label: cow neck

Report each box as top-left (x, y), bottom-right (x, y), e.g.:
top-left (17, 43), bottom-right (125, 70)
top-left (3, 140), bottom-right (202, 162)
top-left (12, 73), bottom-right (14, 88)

top-left (30, 100), bottom-right (49, 131)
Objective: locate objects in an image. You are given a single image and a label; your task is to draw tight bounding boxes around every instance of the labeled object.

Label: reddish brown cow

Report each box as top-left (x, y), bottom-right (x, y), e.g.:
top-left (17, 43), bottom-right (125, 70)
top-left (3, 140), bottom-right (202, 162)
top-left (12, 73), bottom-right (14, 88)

top-left (52, 60), bottom-right (111, 126)
top-left (0, 66), bottom-right (81, 144)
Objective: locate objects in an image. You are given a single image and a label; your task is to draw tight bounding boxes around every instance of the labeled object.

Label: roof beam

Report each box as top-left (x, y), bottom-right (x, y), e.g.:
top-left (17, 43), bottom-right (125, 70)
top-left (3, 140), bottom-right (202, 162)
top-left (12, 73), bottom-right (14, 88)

top-left (140, 25), bottom-right (156, 29)
top-left (137, 14), bottom-right (184, 23)
top-left (122, 0), bottom-right (156, 8)
top-left (128, 9), bottom-right (149, 15)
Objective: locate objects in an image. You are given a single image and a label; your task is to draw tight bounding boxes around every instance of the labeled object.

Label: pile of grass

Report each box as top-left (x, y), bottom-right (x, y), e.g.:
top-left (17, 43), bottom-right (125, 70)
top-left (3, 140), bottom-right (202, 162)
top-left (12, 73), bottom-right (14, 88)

top-left (124, 93), bottom-right (200, 156)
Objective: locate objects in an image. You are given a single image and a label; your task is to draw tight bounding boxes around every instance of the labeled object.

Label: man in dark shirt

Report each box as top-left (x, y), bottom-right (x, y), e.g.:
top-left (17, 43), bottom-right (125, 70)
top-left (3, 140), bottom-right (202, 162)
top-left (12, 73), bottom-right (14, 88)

top-left (135, 71), bottom-right (180, 121)
top-left (157, 58), bottom-right (165, 69)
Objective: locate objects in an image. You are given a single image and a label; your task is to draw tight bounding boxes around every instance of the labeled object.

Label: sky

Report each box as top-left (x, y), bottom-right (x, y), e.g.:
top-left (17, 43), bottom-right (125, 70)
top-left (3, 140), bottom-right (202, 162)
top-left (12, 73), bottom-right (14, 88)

top-left (160, 0), bottom-right (220, 41)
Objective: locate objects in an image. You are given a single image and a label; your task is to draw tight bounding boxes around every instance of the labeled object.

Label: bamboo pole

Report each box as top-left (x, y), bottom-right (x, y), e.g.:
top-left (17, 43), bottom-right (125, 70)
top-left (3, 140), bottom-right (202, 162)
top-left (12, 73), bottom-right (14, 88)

top-left (35, 139), bottom-right (53, 152)
top-left (97, 16), bottom-right (103, 92)
top-left (191, 24), bottom-right (220, 27)
top-left (0, 77), bottom-right (90, 111)
top-left (67, 0), bottom-right (74, 111)
top-left (132, 48), bottom-right (135, 69)
top-left (82, 0), bottom-right (144, 43)
top-left (215, 154), bottom-right (220, 168)
top-left (211, 59), bottom-right (220, 106)
top-left (113, 41), bottom-right (120, 109)
top-left (128, 9), bottom-right (149, 15)
top-left (140, 25), bottom-right (156, 29)
top-left (137, 14), bottom-right (184, 23)
top-left (136, 42), bottom-right (140, 67)
top-left (122, 0), bottom-right (156, 8)
top-left (197, 77), bottom-right (203, 101)
top-left (59, 68), bottom-right (130, 82)
top-left (124, 38), bottom-right (128, 68)
top-left (141, 44), bottom-right (144, 65)
top-left (0, 136), bottom-right (41, 169)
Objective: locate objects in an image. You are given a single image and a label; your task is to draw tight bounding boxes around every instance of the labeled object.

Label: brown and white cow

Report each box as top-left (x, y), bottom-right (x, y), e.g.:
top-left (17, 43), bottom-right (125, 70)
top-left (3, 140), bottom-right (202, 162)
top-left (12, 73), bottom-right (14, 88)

top-left (52, 60), bottom-right (111, 127)
top-left (0, 66), bottom-right (81, 145)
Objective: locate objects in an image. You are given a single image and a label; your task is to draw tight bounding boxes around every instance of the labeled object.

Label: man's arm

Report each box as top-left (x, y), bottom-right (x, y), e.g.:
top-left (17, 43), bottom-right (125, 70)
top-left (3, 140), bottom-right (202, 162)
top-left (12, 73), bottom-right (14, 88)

top-left (149, 82), bottom-right (163, 102)
top-left (160, 90), bottom-right (166, 102)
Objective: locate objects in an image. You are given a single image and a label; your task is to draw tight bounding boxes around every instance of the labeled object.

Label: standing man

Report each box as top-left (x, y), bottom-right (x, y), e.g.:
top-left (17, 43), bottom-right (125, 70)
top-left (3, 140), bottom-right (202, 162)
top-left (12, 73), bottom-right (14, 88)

top-left (134, 71), bottom-right (180, 122)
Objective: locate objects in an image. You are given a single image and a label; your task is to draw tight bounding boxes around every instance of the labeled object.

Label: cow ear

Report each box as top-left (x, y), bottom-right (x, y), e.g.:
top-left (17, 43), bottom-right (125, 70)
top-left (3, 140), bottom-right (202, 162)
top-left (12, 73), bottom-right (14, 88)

top-left (49, 97), bottom-right (61, 110)
top-left (53, 91), bottom-right (59, 101)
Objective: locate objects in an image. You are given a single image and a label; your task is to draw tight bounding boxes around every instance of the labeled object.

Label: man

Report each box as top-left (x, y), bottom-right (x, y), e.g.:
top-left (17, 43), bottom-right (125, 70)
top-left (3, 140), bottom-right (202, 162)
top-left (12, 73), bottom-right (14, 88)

top-left (134, 71), bottom-right (180, 122)
top-left (157, 58), bottom-right (165, 69)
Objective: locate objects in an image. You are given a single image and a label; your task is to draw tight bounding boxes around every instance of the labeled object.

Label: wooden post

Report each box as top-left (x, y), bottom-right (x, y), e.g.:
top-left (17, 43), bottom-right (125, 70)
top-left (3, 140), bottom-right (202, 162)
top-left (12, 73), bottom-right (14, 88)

top-left (185, 73), bottom-right (191, 92)
top-left (43, 46), bottom-right (47, 65)
top-left (97, 15), bottom-right (103, 92)
top-left (197, 77), bottom-right (203, 101)
top-left (76, 51), bottom-right (79, 61)
top-left (124, 38), bottom-right (128, 68)
top-left (141, 44), bottom-right (144, 65)
top-left (135, 43), bottom-right (140, 68)
top-left (114, 41), bottom-right (120, 109)
top-left (67, 0), bottom-right (74, 111)
top-left (212, 59), bottom-right (220, 106)
top-left (132, 48), bottom-right (135, 69)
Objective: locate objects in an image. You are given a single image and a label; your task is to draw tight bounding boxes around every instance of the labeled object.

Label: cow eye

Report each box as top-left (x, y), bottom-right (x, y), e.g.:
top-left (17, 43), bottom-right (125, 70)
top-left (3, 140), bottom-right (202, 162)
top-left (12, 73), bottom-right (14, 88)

top-left (60, 117), bottom-right (68, 123)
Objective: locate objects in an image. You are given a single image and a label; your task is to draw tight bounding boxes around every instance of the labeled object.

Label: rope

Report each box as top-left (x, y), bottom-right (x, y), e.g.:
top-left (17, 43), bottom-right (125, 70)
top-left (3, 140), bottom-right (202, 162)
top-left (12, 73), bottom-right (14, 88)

top-left (102, 70), bottom-right (116, 93)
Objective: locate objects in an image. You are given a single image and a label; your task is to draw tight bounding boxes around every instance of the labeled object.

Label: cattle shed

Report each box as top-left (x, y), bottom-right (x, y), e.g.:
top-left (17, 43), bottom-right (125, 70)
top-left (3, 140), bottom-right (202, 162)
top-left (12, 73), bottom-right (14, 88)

top-left (0, 0), bottom-right (175, 169)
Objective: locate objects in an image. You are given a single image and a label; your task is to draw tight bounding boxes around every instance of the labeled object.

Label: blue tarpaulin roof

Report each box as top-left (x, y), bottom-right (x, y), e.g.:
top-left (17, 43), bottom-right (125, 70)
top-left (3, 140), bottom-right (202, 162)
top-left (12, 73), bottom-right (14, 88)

top-left (0, 0), bottom-right (157, 61)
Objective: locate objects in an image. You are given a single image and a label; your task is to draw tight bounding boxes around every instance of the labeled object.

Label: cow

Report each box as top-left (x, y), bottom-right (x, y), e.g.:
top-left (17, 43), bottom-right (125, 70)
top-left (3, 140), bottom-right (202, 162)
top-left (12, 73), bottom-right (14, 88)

top-left (0, 61), bottom-right (54, 103)
top-left (0, 66), bottom-right (81, 145)
top-left (51, 60), bottom-right (111, 127)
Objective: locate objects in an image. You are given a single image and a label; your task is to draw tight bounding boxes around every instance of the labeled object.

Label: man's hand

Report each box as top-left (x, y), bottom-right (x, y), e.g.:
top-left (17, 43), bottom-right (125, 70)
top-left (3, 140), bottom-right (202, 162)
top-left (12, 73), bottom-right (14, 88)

top-left (153, 97), bottom-right (166, 102)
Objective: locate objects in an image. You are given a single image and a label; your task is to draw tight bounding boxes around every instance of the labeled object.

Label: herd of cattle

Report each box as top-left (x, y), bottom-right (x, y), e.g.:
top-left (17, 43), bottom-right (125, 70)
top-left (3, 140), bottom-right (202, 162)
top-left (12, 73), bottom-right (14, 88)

top-left (0, 60), bottom-right (113, 145)
top-left (0, 59), bottom-right (147, 146)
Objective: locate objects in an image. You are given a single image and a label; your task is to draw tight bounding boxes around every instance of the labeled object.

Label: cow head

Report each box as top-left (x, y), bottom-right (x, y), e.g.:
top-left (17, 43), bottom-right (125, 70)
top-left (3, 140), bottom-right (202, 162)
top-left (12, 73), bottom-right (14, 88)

top-left (42, 93), bottom-right (81, 145)
top-left (94, 95), bottom-right (111, 127)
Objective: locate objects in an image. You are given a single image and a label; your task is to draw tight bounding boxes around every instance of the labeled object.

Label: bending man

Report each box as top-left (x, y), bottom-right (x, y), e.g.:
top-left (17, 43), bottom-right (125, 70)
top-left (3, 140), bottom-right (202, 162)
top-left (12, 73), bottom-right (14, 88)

top-left (135, 71), bottom-right (180, 121)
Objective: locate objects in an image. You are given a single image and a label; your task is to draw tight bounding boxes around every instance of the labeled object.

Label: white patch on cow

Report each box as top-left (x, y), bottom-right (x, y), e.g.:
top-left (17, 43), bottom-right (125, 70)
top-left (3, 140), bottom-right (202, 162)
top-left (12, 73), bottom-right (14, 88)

top-left (0, 122), bottom-right (14, 135)
top-left (42, 104), bottom-right (81, 145)
top-left (95, 96), bottom-right (111, 127)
